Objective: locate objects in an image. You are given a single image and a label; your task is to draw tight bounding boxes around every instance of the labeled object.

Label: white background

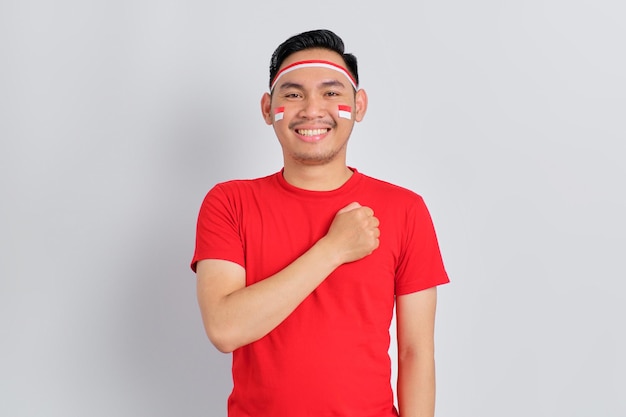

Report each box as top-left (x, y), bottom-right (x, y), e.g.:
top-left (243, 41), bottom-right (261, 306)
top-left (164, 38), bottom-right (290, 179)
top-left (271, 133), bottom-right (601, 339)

top-left (1, 0), bottom-right (624, 416)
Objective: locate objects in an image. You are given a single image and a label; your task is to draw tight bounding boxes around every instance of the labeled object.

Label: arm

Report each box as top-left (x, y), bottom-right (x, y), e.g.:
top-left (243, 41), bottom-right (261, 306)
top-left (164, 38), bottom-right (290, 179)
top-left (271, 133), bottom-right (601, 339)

top-left (396, 287), bottom-right (438, 417)
top-left (196, 202), bottom-right (379, 353)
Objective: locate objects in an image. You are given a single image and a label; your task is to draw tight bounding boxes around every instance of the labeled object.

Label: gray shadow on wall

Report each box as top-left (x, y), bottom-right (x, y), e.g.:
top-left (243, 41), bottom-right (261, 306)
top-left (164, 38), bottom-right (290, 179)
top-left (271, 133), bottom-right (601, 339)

top-left (111, 91), bottom-right (243, 416)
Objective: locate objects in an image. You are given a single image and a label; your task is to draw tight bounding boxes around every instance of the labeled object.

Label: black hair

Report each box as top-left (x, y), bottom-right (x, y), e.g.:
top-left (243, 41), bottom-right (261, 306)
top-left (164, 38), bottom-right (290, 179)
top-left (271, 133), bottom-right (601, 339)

top-left (269, 29), bottom-right (359, 89)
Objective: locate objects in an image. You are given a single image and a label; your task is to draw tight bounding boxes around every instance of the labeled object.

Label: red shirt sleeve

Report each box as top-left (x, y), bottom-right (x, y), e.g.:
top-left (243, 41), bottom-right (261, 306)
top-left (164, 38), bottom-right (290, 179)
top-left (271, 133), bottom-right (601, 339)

top-left (394, 195), bottom-right (449, 295)
top-left (191, 184), bottom-right (245, 272)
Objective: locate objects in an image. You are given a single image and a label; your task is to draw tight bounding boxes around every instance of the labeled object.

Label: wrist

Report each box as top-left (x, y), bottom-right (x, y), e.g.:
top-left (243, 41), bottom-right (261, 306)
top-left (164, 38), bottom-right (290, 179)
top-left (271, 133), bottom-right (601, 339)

top-left (313, 236), bottom-right (344, 270)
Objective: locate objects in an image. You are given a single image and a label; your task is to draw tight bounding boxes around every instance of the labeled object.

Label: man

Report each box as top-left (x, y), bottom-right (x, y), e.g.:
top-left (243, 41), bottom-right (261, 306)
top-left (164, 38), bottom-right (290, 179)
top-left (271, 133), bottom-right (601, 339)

top-left (191, 29), bottom-right (449, 417)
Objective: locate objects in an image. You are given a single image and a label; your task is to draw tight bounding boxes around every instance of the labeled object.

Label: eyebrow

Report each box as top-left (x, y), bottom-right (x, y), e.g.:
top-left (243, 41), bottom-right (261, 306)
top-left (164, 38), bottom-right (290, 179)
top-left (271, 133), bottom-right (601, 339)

top-left (277, 79), bottom-right (348, 91)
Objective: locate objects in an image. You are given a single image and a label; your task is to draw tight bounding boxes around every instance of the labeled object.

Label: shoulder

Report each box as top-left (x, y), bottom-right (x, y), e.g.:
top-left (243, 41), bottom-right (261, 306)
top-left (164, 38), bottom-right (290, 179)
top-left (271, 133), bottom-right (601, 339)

top-left (198, 172), bottom-right (281, 215)
top-left (357, 172), bottom-right (425, 204)
top-left (206, 172), bottom-right (279, 198)
top-left (353, 171), bottom-right (434, 225)
top-left (213, 172), bottom-right (277, 191)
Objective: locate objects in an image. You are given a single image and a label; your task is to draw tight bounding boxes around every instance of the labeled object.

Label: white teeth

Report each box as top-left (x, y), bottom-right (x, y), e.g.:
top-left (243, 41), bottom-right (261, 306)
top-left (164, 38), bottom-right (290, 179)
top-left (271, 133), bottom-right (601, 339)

top-left (297, 128), bottom-right (328, 136)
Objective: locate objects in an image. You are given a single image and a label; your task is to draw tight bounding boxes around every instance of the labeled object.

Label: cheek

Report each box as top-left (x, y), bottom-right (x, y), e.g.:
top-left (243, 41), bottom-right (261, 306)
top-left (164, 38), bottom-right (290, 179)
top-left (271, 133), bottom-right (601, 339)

top-left (272, 106), bottom-right (285, 123)
top-left (337, 104), bottom-right (352, 120)
top-left (272, 101), bottom-right (355, 123)
top-left (272, 103), bottom-right (299, 123)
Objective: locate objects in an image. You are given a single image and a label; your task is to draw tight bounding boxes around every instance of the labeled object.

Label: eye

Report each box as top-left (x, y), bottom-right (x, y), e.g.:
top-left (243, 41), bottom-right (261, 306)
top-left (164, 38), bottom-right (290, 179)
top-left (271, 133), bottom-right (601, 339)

top-left (284, 92), bottom-right (302, 99)
top-left (325, 91), bottom-right (340, 97)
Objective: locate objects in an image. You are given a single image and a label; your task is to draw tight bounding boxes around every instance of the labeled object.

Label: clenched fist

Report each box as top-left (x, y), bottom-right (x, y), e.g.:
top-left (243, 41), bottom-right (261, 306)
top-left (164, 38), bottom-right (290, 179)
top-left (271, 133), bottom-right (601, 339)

top-left (324, 202), bottom-right (380, 264)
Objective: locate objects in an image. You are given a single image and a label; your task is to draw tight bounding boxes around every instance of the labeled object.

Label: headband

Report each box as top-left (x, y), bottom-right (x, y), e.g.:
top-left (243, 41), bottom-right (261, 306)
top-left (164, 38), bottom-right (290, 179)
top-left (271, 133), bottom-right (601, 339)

top-left (270, 60), bottom-right (358, 92)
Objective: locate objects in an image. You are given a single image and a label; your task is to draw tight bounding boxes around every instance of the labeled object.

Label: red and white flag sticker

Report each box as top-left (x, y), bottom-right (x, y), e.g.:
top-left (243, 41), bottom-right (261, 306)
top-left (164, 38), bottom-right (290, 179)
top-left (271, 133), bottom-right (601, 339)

top-left (338, 104), bottom-right (352, 120)
top-left (274, 106), bottom-right (284, 122)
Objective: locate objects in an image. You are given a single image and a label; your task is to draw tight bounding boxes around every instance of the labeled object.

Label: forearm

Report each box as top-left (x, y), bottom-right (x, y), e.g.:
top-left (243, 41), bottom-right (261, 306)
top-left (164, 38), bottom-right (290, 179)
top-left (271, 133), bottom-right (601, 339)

top-left (201, 237), bottom-right (341, 352)
top-left (397, 351), bottom-right (436, 417)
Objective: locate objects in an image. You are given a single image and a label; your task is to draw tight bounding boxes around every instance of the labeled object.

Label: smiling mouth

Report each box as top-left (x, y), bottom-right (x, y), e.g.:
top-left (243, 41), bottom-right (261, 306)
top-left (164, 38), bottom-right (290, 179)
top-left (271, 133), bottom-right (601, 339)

top-left (297, 128), bottom-right (329, 136)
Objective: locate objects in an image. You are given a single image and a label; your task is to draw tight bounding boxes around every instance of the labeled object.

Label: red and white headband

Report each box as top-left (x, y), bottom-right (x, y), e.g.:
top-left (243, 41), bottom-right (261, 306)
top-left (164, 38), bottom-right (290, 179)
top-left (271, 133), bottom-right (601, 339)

top-left (270, 60), bottom-right (358, 92)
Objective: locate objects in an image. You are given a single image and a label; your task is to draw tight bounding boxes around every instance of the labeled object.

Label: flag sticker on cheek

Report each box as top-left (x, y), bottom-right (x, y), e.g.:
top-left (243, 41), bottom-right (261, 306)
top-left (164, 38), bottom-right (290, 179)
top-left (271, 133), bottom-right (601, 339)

top-left (338, 104), bottom-right (352, 120)
top-left (274, 106), bottom-right (285, 122)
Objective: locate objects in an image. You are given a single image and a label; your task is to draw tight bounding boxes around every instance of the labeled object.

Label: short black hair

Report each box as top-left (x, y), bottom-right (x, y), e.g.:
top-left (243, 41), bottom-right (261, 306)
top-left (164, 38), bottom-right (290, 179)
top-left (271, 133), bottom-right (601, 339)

top-left (269, 29), bottom-right (359, 89)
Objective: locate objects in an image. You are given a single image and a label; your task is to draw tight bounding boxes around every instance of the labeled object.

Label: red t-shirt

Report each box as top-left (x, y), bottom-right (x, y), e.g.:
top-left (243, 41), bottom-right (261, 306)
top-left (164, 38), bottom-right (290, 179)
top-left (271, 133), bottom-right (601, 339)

top-left (192, 169), bottom-right (449, 417)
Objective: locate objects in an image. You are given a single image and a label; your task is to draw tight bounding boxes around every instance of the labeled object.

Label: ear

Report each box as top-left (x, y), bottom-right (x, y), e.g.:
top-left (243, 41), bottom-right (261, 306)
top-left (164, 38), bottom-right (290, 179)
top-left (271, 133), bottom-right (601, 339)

top-left (354, 89), bottom-right (368, 122)
top-left (261, 92), bottom-right (273, 125)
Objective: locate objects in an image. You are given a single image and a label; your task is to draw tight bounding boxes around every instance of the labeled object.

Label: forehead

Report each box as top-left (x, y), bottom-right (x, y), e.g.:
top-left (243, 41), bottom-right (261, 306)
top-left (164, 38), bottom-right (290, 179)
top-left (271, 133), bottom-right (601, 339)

top-left (274, 48), bottom-right (353, 90)
top-left (279, 48), bottom-right (347, 71)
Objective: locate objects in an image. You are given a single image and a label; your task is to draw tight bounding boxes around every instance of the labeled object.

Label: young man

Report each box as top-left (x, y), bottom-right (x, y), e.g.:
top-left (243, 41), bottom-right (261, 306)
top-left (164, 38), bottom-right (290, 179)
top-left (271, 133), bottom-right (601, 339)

top-left (191, 29), bottom-right (449, 417)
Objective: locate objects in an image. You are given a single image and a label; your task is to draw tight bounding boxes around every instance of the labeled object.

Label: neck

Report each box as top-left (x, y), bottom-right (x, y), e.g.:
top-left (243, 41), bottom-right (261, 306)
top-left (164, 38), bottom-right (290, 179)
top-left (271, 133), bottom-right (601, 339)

top-left (282, 162), bottom-right (354, 191)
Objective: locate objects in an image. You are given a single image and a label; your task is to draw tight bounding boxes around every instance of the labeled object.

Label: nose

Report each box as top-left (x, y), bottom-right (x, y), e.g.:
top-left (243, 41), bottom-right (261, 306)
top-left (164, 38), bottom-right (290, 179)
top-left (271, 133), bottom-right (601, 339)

top-left (298, 96), bottom-right (326, 119)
